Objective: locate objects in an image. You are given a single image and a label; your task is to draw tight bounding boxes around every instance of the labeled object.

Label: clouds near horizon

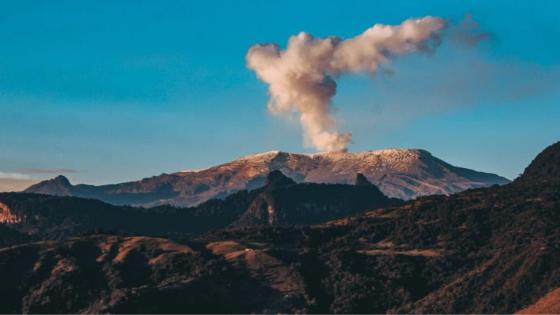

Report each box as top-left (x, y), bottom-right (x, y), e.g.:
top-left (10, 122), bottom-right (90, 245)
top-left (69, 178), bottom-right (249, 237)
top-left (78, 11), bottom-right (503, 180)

top-left (0, 178), bottom-right (39, 192)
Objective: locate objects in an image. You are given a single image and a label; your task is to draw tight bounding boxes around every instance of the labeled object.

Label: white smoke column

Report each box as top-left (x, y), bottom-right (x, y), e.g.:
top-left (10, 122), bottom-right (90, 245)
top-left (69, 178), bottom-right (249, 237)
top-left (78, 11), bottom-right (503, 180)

top-left (247, 16), bottom-right (446, 152)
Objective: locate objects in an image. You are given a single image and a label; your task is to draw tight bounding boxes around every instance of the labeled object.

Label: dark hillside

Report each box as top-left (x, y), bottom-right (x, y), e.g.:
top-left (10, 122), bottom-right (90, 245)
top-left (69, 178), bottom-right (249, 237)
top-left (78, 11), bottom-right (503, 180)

top-left (0, 142), bottom-right (557, 313)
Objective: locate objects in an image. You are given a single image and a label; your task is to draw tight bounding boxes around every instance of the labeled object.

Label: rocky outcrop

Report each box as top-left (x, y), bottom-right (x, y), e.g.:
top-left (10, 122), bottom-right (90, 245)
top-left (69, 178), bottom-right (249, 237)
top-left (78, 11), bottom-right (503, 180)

top-left (235, 172), bottom-right (398, 226)
top-left (0, 202), bottom-right (20, 224)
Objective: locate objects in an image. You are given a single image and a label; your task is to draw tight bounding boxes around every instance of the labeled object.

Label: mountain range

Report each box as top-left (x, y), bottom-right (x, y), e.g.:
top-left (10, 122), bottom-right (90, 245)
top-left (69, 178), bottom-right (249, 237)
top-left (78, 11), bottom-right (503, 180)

top-left (0, 141), bottom-right (558, 313)
top-left (25, 148), bottom-right (510, 207)
top-left (0, 172), bottom-right (397, 241)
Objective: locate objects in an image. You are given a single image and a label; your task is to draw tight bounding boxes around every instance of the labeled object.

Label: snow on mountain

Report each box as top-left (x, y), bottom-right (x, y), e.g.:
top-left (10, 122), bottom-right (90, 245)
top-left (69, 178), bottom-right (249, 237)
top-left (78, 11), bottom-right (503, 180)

top-left (25, 149), bottom-right (510, 207)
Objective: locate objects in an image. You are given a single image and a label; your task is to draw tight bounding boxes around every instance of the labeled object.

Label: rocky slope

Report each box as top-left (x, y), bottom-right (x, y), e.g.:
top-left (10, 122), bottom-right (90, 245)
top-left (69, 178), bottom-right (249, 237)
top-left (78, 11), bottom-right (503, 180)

top-left (0, 141), bottom-right (557, 313)
top-left (0, 235), bottom-right (280, 313)
top-left (204, 141), bottom-right (560, 313)
top-left (25, 149), bottom-right (510, 207)
top-left (235, 171), bottom-right (398, 227)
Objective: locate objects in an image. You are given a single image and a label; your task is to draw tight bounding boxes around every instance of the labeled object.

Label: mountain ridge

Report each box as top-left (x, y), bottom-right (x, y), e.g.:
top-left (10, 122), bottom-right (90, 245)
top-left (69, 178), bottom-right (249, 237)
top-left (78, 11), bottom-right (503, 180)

top-left (2, 172), bottom-right (398, 240)
top-left (1, 141), bottom-right (558, 313)
top-left (25, 148), bottom-right (510, 207)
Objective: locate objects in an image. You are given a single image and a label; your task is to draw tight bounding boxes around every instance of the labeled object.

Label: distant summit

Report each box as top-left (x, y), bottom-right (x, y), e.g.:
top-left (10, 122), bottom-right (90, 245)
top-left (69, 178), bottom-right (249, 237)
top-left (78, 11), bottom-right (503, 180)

top-left (26, 175), bottom-right (72, 196)
top-left (25, 148), bottom-right (510, 207)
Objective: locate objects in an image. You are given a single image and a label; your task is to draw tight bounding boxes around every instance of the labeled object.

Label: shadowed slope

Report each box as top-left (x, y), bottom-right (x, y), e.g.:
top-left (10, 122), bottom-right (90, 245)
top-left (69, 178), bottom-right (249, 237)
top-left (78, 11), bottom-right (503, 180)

top-left (2, 171), bottom-right (397, 240)
top-left (1, 142), bottom-right (557, 313)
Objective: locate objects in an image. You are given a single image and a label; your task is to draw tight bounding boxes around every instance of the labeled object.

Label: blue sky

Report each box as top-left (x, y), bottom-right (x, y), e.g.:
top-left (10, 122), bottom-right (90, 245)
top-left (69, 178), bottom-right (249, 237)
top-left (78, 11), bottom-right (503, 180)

top-left (0, 0), bottom-right (559, 188)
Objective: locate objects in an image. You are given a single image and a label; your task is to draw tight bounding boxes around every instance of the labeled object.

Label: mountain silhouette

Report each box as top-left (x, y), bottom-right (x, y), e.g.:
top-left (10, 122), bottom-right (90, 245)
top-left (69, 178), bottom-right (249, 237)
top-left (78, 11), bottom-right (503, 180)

top-left (25, 149), bottom-right (510, 207)
top-left (0, 142), bottom-right (557, 313)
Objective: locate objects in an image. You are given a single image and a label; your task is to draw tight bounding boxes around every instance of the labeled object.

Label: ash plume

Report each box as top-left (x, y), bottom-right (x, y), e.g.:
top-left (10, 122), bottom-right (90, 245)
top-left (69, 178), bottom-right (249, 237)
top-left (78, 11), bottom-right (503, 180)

top-left (247, 16), bottom-right (446, 151)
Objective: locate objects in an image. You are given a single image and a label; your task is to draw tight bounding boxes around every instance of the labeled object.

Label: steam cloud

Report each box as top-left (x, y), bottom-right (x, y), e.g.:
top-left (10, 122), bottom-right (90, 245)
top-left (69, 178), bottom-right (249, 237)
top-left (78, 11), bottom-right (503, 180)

top-left (247, 16), bottom-right (447, 152)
